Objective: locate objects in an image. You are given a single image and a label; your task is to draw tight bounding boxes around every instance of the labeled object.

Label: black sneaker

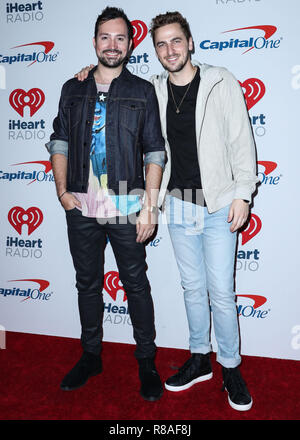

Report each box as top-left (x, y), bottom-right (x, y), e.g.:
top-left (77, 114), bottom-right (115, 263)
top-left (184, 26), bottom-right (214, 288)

top-left (165, 353), bottom-right (213, 392)
top-left (222, 366), bottom-right (253, 411)
top-left (60, 351), bottom-right (102, 391)
top-left (138, 357), bottom-right (163, 402)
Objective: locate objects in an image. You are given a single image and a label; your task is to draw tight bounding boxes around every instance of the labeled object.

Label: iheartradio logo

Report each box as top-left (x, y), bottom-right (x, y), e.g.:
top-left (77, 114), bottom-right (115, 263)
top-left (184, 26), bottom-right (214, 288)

top-left (239, 78), bottom-right (265, 110)
top-left (104, 271), bottom-right (127, 301)
top-left (131, 20), bottom-right (147, 49)
top-left (9, 88), bottom-right (45, 116)
top-left (241, 213), bottom-right (262, 245)
top-left (8, 206), bottom-right (43, 235)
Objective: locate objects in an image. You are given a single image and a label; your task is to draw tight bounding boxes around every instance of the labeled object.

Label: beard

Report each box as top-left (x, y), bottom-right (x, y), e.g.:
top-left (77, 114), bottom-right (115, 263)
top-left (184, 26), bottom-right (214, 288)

top-left (159, 50), bottom-right (190, 73)
top-left (98, 49), bottom-right (129, 69)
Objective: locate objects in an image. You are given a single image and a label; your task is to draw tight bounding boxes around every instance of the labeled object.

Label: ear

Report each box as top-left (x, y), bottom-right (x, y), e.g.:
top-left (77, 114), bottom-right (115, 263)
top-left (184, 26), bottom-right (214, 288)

top-left (128, 38), bottom-right (133, 51)
top-left (188, 37), bottom-right (193, 52)
top-left (93, 37), bottom-right (96, 49)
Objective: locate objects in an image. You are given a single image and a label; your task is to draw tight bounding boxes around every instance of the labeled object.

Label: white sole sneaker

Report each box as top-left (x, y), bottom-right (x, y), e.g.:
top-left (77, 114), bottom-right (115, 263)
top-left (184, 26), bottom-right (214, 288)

top-left (225, 390), bottom-right (253, 411)
top-left (165, 372), bottom-right (213, 392)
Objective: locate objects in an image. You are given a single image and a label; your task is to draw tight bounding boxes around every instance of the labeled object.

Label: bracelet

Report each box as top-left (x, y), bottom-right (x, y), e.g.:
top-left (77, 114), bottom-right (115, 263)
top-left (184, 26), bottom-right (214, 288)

top-left (58, 190), bottom-right (68, 201)
top-left (142, 205), bottom-right (158, 214)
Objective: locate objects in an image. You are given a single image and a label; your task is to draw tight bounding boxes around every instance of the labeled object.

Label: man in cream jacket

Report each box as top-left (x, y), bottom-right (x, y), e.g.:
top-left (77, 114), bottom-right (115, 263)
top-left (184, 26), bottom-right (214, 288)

top-left (149, 11), bottom-right (258, 412)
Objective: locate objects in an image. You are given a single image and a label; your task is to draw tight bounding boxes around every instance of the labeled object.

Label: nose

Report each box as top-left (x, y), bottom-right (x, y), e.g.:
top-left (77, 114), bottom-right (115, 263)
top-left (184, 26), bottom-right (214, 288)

top-left (166, 42), bottom-right (175, 56)
top-left (110, 38), bottom-right (117, 50)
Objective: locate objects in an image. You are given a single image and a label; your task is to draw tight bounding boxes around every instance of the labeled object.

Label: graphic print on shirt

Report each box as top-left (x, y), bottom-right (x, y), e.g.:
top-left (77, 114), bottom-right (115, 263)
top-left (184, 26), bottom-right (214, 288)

top-left (78, 88), bottom-right (141, 218)
top-left (90, 92), bottom-right (108, 189)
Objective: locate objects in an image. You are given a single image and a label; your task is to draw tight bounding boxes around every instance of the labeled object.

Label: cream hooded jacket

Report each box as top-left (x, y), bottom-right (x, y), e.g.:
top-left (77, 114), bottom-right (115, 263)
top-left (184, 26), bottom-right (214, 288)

top-left (151, 61), bottom-right (259, 213)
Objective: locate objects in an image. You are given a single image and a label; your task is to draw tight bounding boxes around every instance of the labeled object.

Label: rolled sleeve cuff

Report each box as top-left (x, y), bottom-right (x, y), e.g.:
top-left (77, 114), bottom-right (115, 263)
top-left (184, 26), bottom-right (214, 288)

top-left (144, 151), bottom-right (166, 169)
top-left (45, 139), bottom-right (68, 157)
top-left (234, 186), bottom-right (253, 203)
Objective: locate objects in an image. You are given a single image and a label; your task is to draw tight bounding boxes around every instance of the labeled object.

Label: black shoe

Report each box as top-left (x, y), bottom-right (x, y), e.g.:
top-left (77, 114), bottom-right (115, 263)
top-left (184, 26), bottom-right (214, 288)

top-left (222, 366), bottom-right (253, 411)
top-left (138, 357), bottom-right (163, 402)
top-left (60, 351), bottom-right (102, 391)
top-left (165, 353), bottom-right (213, 392)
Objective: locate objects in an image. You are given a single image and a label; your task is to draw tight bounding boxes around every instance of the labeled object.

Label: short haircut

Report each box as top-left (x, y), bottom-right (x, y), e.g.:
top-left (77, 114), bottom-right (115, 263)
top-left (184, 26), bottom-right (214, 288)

top-left (94, 6), bottom-right (134, 47)
top-left (149, 11), bottom-right (192, 44)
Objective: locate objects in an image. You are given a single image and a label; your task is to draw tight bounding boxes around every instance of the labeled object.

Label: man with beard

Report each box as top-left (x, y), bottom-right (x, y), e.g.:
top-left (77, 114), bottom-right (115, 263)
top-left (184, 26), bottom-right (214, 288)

top-left (46, 7), bottom-right (165, 401)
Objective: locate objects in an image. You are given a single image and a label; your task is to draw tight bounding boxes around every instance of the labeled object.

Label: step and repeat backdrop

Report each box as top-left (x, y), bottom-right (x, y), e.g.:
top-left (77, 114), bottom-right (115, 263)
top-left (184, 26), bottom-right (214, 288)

top-left (0, 0), bottom-right (299, 360)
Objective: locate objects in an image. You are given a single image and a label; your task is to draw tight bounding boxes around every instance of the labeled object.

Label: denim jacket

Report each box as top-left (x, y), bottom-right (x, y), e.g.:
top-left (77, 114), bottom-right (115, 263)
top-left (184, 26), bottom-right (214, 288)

top-left (46, 66), bottom-right (165, 194)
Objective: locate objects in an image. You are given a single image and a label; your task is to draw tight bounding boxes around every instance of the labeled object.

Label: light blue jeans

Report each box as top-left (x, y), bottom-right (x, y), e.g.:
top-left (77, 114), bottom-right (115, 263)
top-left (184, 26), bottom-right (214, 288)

top-left (166, 195), bottom-right (241, 368)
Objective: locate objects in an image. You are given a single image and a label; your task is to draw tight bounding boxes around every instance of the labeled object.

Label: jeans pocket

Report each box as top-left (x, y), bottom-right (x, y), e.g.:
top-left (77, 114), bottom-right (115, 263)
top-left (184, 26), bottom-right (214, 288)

top-left (65, 207), bottom-right (81, 215)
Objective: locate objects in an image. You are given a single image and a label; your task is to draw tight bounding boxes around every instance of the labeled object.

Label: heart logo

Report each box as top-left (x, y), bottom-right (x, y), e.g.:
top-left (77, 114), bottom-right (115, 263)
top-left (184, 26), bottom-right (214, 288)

top-left (104, 271), bottom-right (127, 301)
top-left (241, 213), bottom-right (262, 245)
top-left (131, 20), bottom-right (148, 49)
top-left (8, 206), bottom-right (43, 235)
top-left (238, 78), bottom-right (265, 110)
top-left (9, 88), bottom-right (45, 117)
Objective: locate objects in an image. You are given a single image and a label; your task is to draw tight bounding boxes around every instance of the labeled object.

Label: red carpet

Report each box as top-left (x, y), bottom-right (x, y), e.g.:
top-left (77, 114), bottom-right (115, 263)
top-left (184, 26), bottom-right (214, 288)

top-left (0, 331), bottom-right (299, 422)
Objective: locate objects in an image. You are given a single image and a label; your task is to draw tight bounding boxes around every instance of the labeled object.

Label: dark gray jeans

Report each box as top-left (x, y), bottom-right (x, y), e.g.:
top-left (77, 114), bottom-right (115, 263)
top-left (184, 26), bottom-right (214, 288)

top-left (66, 208), bottom-right (156, 359)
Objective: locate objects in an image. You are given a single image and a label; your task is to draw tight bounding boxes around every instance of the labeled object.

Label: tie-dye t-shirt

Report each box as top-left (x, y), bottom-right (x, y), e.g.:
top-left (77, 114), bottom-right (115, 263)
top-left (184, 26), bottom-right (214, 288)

top-left (73, 83), bottom-right (141, 218)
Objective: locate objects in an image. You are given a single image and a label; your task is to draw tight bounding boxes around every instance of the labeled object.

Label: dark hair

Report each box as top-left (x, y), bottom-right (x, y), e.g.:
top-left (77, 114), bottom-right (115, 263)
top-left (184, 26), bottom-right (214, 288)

top-left (149, 11), bottom-right (192, 44)
top-left (94, 6), bottom-right (134, 47)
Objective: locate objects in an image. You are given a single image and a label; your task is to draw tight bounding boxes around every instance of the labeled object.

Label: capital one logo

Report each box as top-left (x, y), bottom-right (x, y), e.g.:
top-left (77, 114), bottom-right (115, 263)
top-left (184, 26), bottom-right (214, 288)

top-left (222, 25), bottom-right (278, 54)
top-left (238, 78), bottom-right (265, 110)
top-left (258, 161), bottom-right (277, 175)
top-left (236, 294), bottom-right (270, 319)
top-left (257, 161), bottom-right (282, 186)
top-left (0, 41), bottom-right (57, 67)
top-left (0, 161), bottom-right (53, 185)
top-left (131, 20), bottom-right (147, 49)
top-left (8, 206), bottom-right (43, 235)
top-left (12, 160), bottom-right (52, 184)
top-left (0, 279), bottom-right (52, 302)
top-left (9, 88), bottom-right (45, 116)
top-left (241, 214), bottom-right (262, 245)
top-left (12, 41), bottom-right (54, 66)
top-left (104, 271), bottom-right (127, 301)
top-left (200, 25), bottom-right (281, 54)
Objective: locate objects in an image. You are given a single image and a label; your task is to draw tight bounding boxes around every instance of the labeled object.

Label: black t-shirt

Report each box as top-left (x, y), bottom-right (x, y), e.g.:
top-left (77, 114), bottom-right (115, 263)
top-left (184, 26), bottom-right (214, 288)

top-left (167, 67), bottom-right (205, 206)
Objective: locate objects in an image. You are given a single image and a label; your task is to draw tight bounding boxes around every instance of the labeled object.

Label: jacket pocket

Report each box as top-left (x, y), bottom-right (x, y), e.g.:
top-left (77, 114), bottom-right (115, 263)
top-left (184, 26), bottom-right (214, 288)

top-left (119, 101), bottom-right (144, 135)
top-left (63, 96), bottom-right (83, 130)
